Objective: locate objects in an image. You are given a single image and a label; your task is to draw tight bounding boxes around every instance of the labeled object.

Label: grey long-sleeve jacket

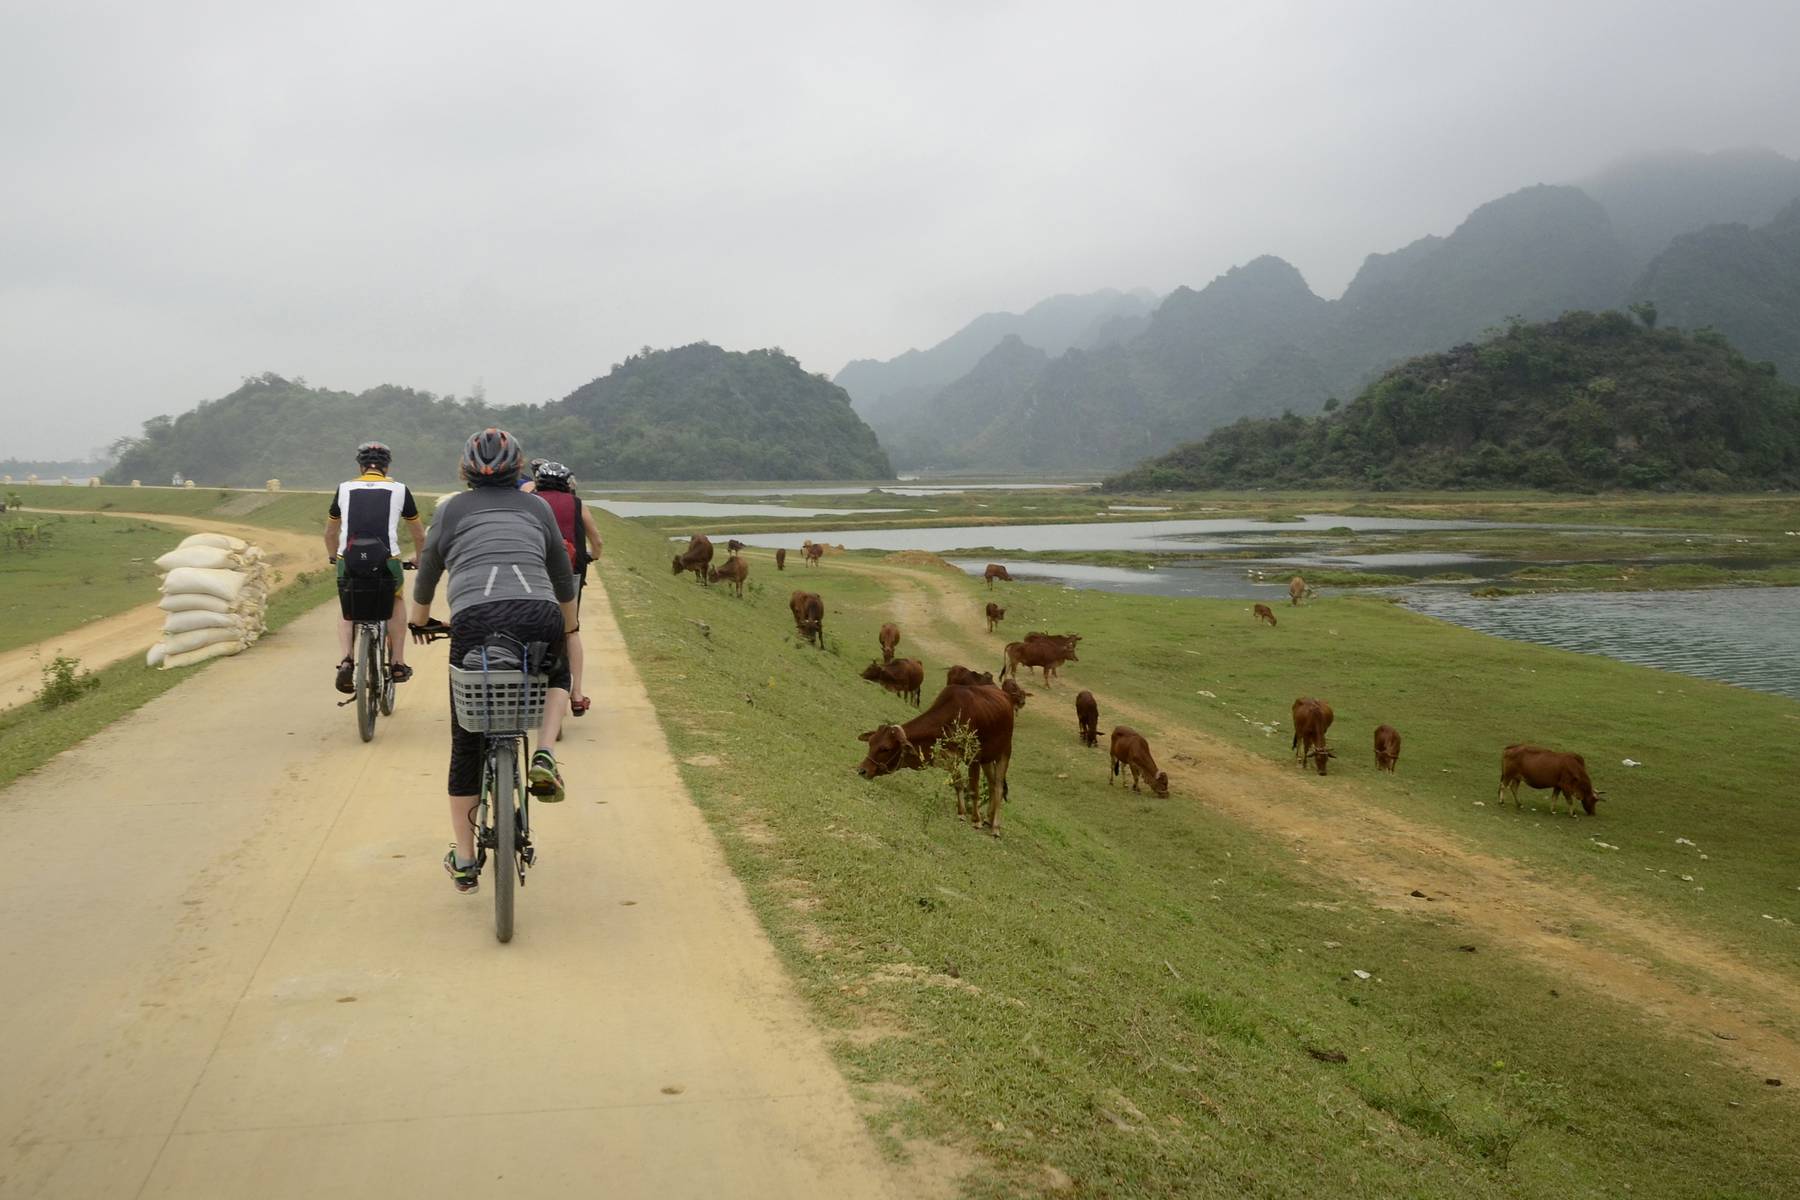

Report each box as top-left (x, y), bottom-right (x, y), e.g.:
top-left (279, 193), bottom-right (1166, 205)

top-left (413, 486), bottom-right (578, 618)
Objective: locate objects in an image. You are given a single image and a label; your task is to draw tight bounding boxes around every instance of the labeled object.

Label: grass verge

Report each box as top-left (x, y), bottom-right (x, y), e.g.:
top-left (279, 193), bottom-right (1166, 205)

top-left (0, 513), bottom-right (181, 652)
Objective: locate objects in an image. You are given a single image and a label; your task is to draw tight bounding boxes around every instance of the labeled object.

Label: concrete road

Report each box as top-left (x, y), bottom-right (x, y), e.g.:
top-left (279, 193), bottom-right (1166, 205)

top-left (0, 580), bottom-right (898, 1199)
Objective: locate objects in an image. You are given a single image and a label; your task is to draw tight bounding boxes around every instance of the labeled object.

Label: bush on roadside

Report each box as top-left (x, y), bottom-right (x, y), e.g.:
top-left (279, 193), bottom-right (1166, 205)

top-left (38, 655), bottom-right (99, 709)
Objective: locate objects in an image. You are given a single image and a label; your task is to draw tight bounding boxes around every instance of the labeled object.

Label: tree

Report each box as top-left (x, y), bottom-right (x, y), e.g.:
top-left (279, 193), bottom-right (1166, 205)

top-left (1629, 300), bottom-right (1659, 329)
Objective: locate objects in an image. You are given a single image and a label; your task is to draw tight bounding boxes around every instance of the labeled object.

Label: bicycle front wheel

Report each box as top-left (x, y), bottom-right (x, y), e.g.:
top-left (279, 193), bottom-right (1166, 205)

top-left (493, 742), bottom-right (517, 943)
top-left (354, 625), bottom-right (377, 742)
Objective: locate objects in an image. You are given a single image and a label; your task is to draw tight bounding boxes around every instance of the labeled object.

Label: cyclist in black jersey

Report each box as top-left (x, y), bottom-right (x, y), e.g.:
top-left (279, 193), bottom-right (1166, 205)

top-left (325, 441), bottom-right (427, 693)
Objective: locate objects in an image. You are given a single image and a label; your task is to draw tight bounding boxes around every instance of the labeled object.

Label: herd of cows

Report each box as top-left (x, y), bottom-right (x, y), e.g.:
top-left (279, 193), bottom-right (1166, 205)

top-left (668, 536), bottom-right (1606, 834)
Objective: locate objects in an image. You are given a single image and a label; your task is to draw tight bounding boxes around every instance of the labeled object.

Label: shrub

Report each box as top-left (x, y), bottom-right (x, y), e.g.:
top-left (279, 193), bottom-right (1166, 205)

top-left (38, 656), bottom-right (99, 709)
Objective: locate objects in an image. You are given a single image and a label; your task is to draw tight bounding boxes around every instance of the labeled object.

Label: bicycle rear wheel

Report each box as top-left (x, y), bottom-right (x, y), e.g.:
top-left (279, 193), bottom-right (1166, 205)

top-left (493, 741), bottom-right (517, 943)
top-left (354, 624), bottom-right (377, 742)
top-left (377, 626), bottom-right (397, 716)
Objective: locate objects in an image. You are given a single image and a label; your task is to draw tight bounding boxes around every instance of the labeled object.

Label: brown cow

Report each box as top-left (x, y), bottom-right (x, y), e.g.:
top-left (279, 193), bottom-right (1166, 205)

top-left (1075, 690), bottom-right (1099, 748)
top-left (946, 665), bottom-right (995, 686)
top-left (1373, 724), bottom-right (1401, 772)
top-left (1001, 637), bottom-right (1077, 686)
top-left (861, 657), bottom-right (924, 706)
top-left (984, 563), bottom-right (1013, 589)
top-left (1289, 576), bottom-right (1308, 606)
top-left (878, 622), bottom-right (900, 662)
top-left (803, 541), bottom-right (824, 567)
top-left (775, 547), bottom-right (787, 571)
top-left (707, 555), bottom-right (750, 598)
top-left (1253, 603), bottom-right (1278, 627)
top-left (856, 683), bottom-right (1015, 835)
top-left (1024, 631), bottom-right (1081, 649)
top-left (1291, 697), bottom-right (1336, 774)
top-left (1109, 726), bottom-right (1170, 797)
top-left (672, 534), bottom-right (714, 583)
top-left (985, 602), bottom-right (1006, 632)
top-left (1499, 744), bottom-right (1602, 816)
top-left (726, 538), bottom-right (745, 557)
top-left (789, 590), bottom-right (825, 649)
top-left (1000, 678), bottom-right (1031, 710)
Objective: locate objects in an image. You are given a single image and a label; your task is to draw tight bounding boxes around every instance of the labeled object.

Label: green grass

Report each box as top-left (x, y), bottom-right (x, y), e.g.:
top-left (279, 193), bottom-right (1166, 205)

top-left (0, 514), bottom-right (181, 652)
top-left (0, 569), bottom-right (335, 790)
top-left (595, 512), bottom-right (1799, 1198)
top-left (10, 482), bottom-right (347, 533)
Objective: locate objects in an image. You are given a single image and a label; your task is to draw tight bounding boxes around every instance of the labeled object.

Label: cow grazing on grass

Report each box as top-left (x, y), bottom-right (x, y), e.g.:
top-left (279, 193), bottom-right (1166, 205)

top-left (1499, 744), bottom-right (1602, 815)
top-left (1001, 637), bottom-right (1078, 686)
top-left (1075, 690), bottom-right (1099, 747)
top-left (775, 547), bottom-right (787, 571)
top-left (985, 602), bottom-right (1006, 632)
top-left (1253, 603), bottom-right (1278, 626)
top-left (1289, 576), bottom-right (1307, 606)
top-left (803, 540), bottom-right (824, 567)
top-left (1291, 697), bottom-right (1336, 774)
top-left (984, 563), bottom-right (1013, 588)
top-left (856, 683), bottom-right (1016, 835)
top-left (789, 590), bottom-right (825, 649)
top-left (1001, 678), bottom-right (1031, 710)
top-left (707, 555), bottom-right (750, 598)
top-left (672, 534), bottom-right (714, 583)
top-left (878, 622), bottom-right (900, 662)
top-left (946, 665), bottom-right (995, 686)
top-left (726, 539), bottom-right (745, 557)
top-left (1109, 726), bottom-right (1170, 797)
top-left (1374, 724), bottom-right (1401, 772)
top-left (861, 657), bottom-right (924, 706)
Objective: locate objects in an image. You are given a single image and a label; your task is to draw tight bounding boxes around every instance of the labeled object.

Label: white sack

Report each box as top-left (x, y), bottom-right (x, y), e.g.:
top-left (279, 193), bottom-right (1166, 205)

top-left (162, 610), bottom-right (247, 634)
top-left (155, 546), bottom-right (243, 571)
top-left (158, 592), bottom-right (232, 614)
top-left (161, 567), bottom-right (254, 602)
top-left (146, 643), bottom-right (167, 668)
top-left (162, 641), bottom-right (245, 669)
top-left (161, 627), bottom-right (246, 656)
top-left (178, 532), bottom-right (249, 552)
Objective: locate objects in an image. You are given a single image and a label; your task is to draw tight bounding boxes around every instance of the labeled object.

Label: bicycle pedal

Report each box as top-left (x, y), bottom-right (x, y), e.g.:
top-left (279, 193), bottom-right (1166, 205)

top-left (522, 846), bottom-right (536, 866)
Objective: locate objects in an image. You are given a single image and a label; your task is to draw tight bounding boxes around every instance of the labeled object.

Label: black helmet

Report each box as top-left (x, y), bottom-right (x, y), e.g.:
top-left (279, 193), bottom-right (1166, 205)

top-left (534, 460), bottom-right (573, 491)
top-left (356, 441), bottom-right (392, 471)
top-left (460, 428), bottom-right (523, 485)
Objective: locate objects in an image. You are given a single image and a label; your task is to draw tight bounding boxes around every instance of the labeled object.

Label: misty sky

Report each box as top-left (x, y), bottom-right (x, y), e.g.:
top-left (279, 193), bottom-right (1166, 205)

top-left (4, 0), bottom-right (1798, 458)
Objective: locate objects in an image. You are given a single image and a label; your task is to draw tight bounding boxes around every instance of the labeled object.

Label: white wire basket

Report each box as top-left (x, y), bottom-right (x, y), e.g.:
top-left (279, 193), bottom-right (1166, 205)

top-left (449, 665), bottom-right (550, 734)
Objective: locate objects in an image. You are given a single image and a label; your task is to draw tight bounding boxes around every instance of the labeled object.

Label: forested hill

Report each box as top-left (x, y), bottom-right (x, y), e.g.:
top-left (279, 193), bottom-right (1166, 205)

top-left (105, 344), bottom-right (892, 486)
top-left (1103, 311), bottom-right (1800, 492)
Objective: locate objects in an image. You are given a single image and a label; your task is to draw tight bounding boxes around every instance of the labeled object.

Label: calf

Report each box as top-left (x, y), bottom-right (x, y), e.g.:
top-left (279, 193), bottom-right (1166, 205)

top-left (775, 547), bottom-right (787, 571)
top-left (1290, 697), bottom-right (1336, 774)
top-left (1499, 744), bottom-right (1602, 816)
top-left (788, 590), bottom-right (825, 649)
top-left (1109, 726), bottom-right (1170, 797)
top-left (1289, 576), bottom-right (1307, 606)
top-left (856, 683), bottom-right (1015, 835)
top-left (1253, 603), bottom-right (1277, 626)
top-left (803, 541), bottom-right (824, 567)
top-left (1075, 689), bottom-right (1099, 747)
top-left (672, 534), bottom-right (714, 583)
top-left (1001, 637), bottom-right (1077, 686)
top-left (726, 538), bottom-right (745, 557)
top-left (707, 555), bottom-right (750, 598)
top-left (985, 602), bottom-right (1006, 632)
top-left (861, 657), bottom-right (924, 706)
top-left (1000, 678), bottom-right (1031, 710)
top-left (1373, 724), bottom-right (1401, 772)
top-left (878, 622), bottom-right (900, 662)
top-left (984, 563), bottom-right (1013, 589)
top-left (946, 665), bottom-right (995, 686)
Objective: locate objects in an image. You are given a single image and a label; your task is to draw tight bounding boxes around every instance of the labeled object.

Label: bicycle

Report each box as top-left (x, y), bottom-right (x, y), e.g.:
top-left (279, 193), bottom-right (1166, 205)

top-left (335, 560), bottom-right (416, 742)
top-left (414, 622), bottom-right (544, 943)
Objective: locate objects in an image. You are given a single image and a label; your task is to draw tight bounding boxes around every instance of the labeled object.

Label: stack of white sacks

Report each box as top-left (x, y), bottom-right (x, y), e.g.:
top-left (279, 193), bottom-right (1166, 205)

top-left (144, 533), bottom-right (270, 669)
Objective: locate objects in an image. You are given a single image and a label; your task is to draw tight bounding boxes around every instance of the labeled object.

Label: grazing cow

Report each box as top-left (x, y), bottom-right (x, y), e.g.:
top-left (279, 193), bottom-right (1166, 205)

top-left (984, 563), bottom-right (1013, 589)
top-left (1075, 690), bottom-right (1099, 748)
top-left (1001, 637), bottom-right (1078, 686)
top-left (1289, 576), bottom-right (1307, 606)
top-left (789, 590), bottom-right (825, 649)
top-left (1498, 744), bottom-right (1602, 816)
top-left (1253, 603), bottom-right (1278, 627)
top-left (707, 555), bottom-right (750, 598)
top-left (878, 622), bottom-right (900, 662)
top-left (1373, 724), bottom-right (1401, 772)
top-left (856, 683), bottom-right (1016, 835)
top-left (803, 541), bottom-right (824, 567)
top-left (1290, 697), bottom-right (1336, 774)
top-left (985, 602), bottom-right (1006, 632)
top-left (1024, 631), bottom-right (1081, 649)
top-left (861, 657), bottom-right (924, 706)
top-left (672, 534), bottom-right (714, 583)
top-left (946, 665), bottom-right (995, 686)
top-left (775, 547), bottom-right (787, 571)
top-left (1000, 678), bottom-right (1031, 710)
top-left (726, 538), bottom-right (745, 557)
top-left (1109, 726), bottom-right (1170, 797)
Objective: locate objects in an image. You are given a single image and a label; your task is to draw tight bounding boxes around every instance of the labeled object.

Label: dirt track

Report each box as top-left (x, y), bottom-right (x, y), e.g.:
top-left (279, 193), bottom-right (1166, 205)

top-left (0, 511), bottom-right (321, 712)
top-left (0, 579), bottom-right (901, 1198)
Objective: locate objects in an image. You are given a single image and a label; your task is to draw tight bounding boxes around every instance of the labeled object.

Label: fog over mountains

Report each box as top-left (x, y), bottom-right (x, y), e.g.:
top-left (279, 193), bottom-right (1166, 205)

top-left (840, 149), bottom-right (1800, 472)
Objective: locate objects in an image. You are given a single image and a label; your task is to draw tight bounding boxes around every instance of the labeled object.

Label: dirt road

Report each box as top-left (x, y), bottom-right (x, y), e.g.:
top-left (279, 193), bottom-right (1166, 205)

top-left (0, 580), bottom-right (901, 1199)
top-left (0, 511), bottom-right (321, 712)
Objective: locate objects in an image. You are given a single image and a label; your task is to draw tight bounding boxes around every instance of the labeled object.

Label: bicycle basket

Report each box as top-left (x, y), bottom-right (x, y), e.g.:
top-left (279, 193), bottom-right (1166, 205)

top-left (448, 665), bottom-right (550, 734)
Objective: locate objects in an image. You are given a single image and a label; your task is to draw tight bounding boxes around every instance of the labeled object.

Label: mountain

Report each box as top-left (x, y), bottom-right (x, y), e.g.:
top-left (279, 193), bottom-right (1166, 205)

top-left (834, 288), bottom-right (1157, 421)
top-left (1582, 148), bottom-right (1800, 268)
top-left (1629, 199), bottom-right (1800, 381)
top-left (1104, 310), bottom-right (1800, 492)
top-left (105, 345), bottom-right (892, 487)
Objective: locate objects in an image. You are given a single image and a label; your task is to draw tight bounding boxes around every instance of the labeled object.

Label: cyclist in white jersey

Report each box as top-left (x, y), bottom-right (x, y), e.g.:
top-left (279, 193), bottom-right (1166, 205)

top-left (325, 441), bottom-right (427, 693)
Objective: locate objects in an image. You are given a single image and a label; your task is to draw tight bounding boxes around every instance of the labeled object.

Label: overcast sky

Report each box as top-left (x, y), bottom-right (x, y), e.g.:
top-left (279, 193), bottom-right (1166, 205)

top-left (4, 0), bottom-right (1798, 458)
